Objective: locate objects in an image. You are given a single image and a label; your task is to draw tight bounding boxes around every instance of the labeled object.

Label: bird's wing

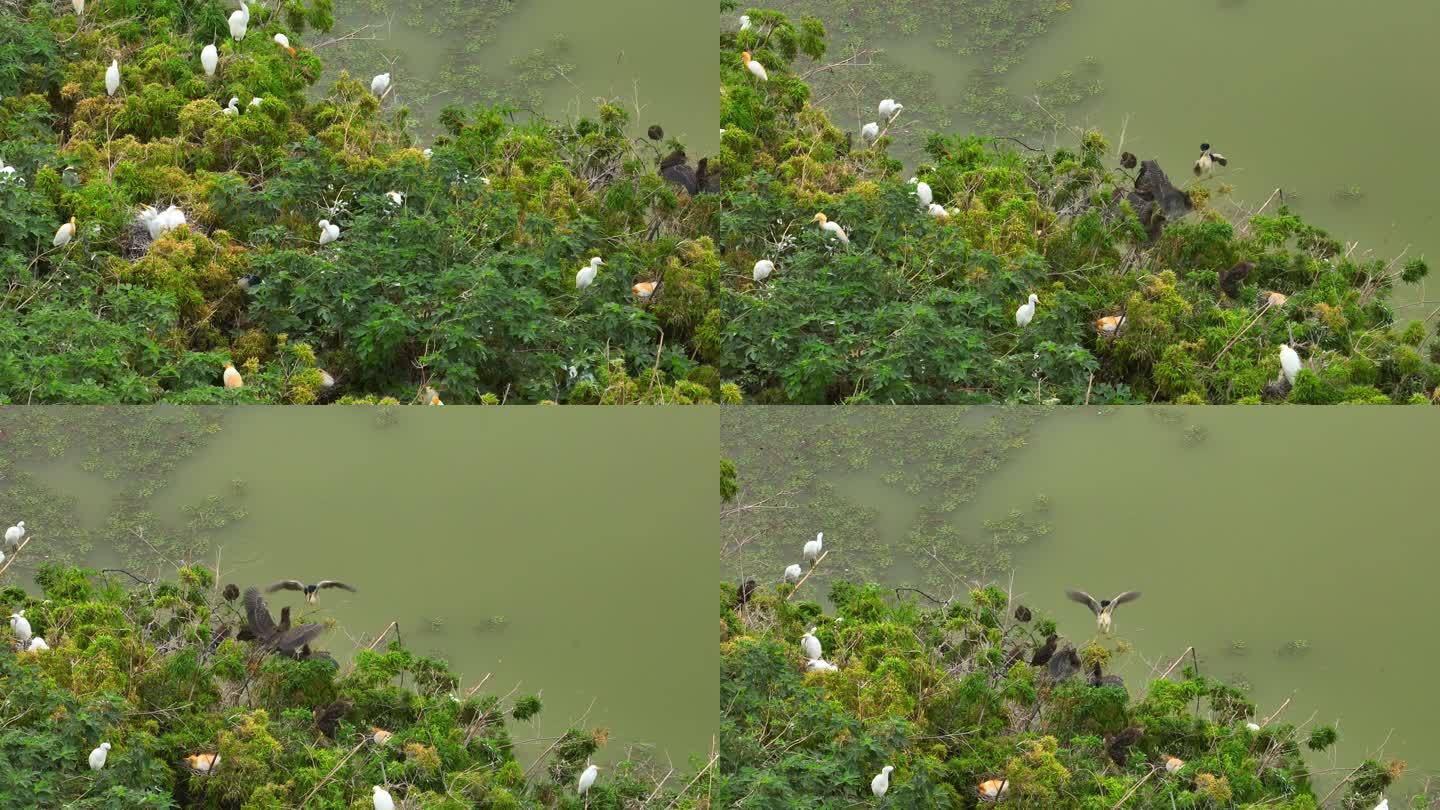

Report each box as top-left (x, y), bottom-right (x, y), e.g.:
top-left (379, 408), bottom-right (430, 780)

top-left (243, 587), bottom-right (277, 639)
top-left (266, 580), bottom-right (305, 593)
top-left (1109, 591), bottom-right (1142, 609)
top-left (316, 580), bottom-right (357, 592)
top-left (1212, 154), bottom-right (1228, 165)
top-left (271, 622), bottom-right (325, 651)
top-left (1065, 589), bottom-right (1102, 615)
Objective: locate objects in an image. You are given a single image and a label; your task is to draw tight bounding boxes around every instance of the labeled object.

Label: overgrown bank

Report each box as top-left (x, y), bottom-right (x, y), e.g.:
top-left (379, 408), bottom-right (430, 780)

top-left (718, 7), bottom-right (1436, 404)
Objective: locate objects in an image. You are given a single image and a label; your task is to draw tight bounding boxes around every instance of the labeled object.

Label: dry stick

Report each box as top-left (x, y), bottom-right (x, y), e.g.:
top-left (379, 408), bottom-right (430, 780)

top-left (1260, 697), bottom-right (1291, 727)
top-left (0, 537), bottom-right (31, 578)
top-left (784, 550), bottom-right (828, 601)
top-left (298, 738), bottom-right (368, 807)
top-left (1158, 646), bottom-right (1195, 680)
top-left (1205, 303), bottom-right (1273, 370)
top-left (661, 751), bottom-right (720, 809)
top-left (1110, 765), bottom-right (1161, 809)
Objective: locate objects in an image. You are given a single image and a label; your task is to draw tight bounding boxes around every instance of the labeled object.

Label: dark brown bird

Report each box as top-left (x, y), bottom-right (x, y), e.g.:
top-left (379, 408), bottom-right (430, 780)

top-left (1105, 726), bottom-right (1144, 766)
top-left (1030, 634), bottom-right (1058, 666)
top-left (659, 150), bottom-right (698, 194)
top-left (222, 583), bottom-right (240, 602)
top-left (1219, 261), bottom-right (1254, 299)
top-left (737, 579), bottom-right (757, 607)
top-left (647, 124), bottom-right (664, 141)
top-left (1066, 589), bottom-right (1141, 634)
top-left (241, 587), bottom-right (327, 655)
top-left (697, 158), bottom-right (720, 193)
top-left (266, 580), bottom-right (357, 604)
top-left (1120, 151), bottom-right (1137, 170)
top-left (1088, 662), bottom-right (1125, 689)
top-left (315, 698), bottom-right (351, 739)
top-left (1048, 645), bottom-right (1083, 681)
top-left (1013, 604), bottom-right (1032, 623)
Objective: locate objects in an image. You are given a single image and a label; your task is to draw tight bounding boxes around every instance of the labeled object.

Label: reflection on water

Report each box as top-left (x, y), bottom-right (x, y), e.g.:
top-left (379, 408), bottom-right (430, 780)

top-left (322, 0), bottom-right (716, 153)
top-left (722, 406), bottom-right (1440, 796)
top-left (774, 0), bottom-right (1434, 322)
top-left (2, 407), bottom-right (716, 767)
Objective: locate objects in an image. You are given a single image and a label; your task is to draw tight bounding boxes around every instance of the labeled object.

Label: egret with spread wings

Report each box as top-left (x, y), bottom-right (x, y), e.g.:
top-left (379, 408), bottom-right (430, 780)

top-left (266, 579), bottom-right (357, 604)
top-left (1065, 589), bottom-right (1141, 634)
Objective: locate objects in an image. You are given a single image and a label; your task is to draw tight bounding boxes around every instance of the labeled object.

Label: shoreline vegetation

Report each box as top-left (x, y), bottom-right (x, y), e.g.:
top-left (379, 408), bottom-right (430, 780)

top-left (0, 559), bottom-right (707, 808)
top-left (0, 0), bottom-right (729, 405)
top-left (718, 6), bottom-right (1435, 405)
top-left (720, 576), bottom-right (1402, 809)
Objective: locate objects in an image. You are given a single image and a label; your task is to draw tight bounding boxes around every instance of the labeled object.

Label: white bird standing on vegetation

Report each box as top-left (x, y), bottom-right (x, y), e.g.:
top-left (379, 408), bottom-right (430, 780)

top-left (27, 636), bottom-right (49, 652)
top-left (812, 212), bottom-right (848, 244)
top-left (801, 627), bottom-right (822, 660)
top-left (372, 785), bottom-right (395, 810)
top-left (222, 97), bottom-right (240, 115)
top-left (105, 59), bottom-right (119, 96)
top-left (860, 121), bottom-right (879, 142)
top-left (878, 98), bottom-right (902, 122)
top-left (228, 1), bottom-right (249, 41)
top-left (1015, 293), bottom-right (1038, 328)
top-left (1246, 722), bottom-right (1260, 732)
top-left (223, 362), bottom-right (243, 389)
top-left (741, 51), bottom-right (767, 81)
top-left (927, 203), bottom-right (949, 220)
top-left (5, 521), bottom-right (25, 546)
top-left (872, 765), bottom-right (893, 797)
top-left (739, 14), bottom-right (751, 30)
top-left (370, 72), bottom-right (391, 97)
top-left (9, 612), bottom-right (31, 646)
top-left (201, 43), bottom-right (218, 76)
top-left (89, 742), bottom-right (111, 770)
top-left (273, 32), bottom-right (296, 56)
top-left (137, 205), bottom-right (186, 239)
top-left (386, 190), bottom-right (405, 206)
top-left (911, 178), bottom-right (932, 207)
top-left (752, 259), bottom-right (774, 282)
top-left (575, 256), bottom-right (603, 289)
top-left (53, 217), bottom-right (76, 247)
top-left (783, 563), bottom-right (802, 583)
top-left (1279, 344), bottom-right (1301, 385)
top-left (578, 763), bottom-right (599, 794)
top-left (803, 532), bottom-right (823, 562)
top-left (318, 219), bottom-right (340, 244)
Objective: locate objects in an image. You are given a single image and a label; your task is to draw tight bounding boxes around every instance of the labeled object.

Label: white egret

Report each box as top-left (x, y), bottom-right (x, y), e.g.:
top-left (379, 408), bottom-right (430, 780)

top-left (803, 532), bottom-right (822, 562)
top-left (632, 281), bottom-right (658, 300)
top-left (222, 97), bottom-right (240, 115)
top-left (0, 550), bottom-right (4, 564)
top-left (105, 59), bottom-right (119, 96)
top-left (89, 742), bottom-right (111, 771)
top-left (739, 15), bottom-right (751, 30)
top-left (1193, 143), bottom-right (1227, 176)
top-left (1279, 344), bottom-right (1301, 385)
top-left (386, 190), bottom-right (405, 206)
top-left (752, 259), bottom-right (774, 282)
top-left (1164, 755), bottom-right (1184, 774)
top-left (249, 97), bottom-right (262, 107)
top-left (370, 72), bottom-right (390, 97)
top-left (1015, 293), bottom-right (1038, 328)
top-left (578, 763), bottom-right (599, 794)
top-left (5, 521), bottom-right (25, 546)
top-left (27, 636), bottom-right (49, 652)
top-left (1375, 800), bottom-right (1389, 810)
top-left (741, 51), bottom-right (767, 81)
top-left (273, 32), bottom-right (296, 56)
top-left (1246, 722), bottom-right (1260, 732)
top-left (9, 611), bottom-right (30, 643)
top-left (575, 256), bottom-right (603, 289)
top-left (53, 217), bottom-right (76, 247)
top-left (223, 363), bottom-right (243, 389)
top-left (319, 370), bottom-right (335, 388)
top-left (228, 1), bottom-right (249, 41)
top-left (910, 178), bottom-right (932, 207)
top-left (183, 753), bottom-right (220, 773)
top-left (812, 212), bottom-right (848, 244)
top-left (871, 765), bottom-right (893, 798)
top-left (783, 563), bottom-right (802, 583)
top-left (372, 785), bottom-right (395, 810)
top-left (318, 219), bottom-right (340, 244)
top-left (72, 0), bottom-right (83, 15)
top-left (201, 43), bottom-right (218, 76)
top-left (800, 627), bottom-right (821, 660)
top-left (860, 122), bottom-right (878, 142)
top-left (1065, 589), bottom-right (1140, 635)
top-left (878, 98), bottom-right (902, 121)
top-left (0, 158), bottom-right (15, 179)
top-left (421, 386), bottom-right (443, 406)
top-left (806, 658), bottom-right (837, 672)
top-left (978, 779), bottom-right (1009, 801)
top-left (422, 148), bottom-right (433, 159)
top-left (927, 203), bottom-right (949, 220)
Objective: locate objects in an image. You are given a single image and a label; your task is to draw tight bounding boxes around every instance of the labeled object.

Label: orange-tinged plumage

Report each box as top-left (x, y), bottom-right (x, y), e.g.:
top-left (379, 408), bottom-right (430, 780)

top-left (371, 727), bottom-right (393, 745)
top-left (977, 778), bottom-right (1009, 800)
top-left (184, 753), bottom-right (220, 773)
top-left (632, 281), bottom-right (659, 300)
top-left (222, 363), bottom-right (243, 389)
top-left (1263, 291), bottom-right (1288, 308)
top-left (1095, 315), bottom-right (1126, 334)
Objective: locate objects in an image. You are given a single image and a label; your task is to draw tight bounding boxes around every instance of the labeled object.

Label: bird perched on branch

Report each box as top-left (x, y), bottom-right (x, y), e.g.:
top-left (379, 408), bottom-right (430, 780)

top-left (1066, 589), bottom-right (1141, 634)
top-left (1030, 634), bottom-right (1058, 666)
top-left (266, 579), bottom-right (357, 604)
top-left (239, 587), bottom-right (326, 656)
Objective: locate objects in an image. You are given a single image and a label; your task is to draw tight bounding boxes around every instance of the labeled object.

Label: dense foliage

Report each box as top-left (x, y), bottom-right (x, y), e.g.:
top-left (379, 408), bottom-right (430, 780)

top-left (0, 0), bottom-right (730, 404)
top-left (0, 564), bottom-right (698, 808)
top-left (719, 579), bottom-right (1406, 808)
top-left (718, 8), bottom-right (1437, 404)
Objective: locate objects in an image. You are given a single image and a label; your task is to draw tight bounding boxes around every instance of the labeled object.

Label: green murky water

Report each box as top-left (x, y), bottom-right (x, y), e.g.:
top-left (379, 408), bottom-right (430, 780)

top-left (722, 406), bottom-right (1440, 797)
top-left (768, 0), bottom-right (1435, 325)
top-left (1, 407), bottom-right (716, 768)
top-left (321, 0), bottom-right (717, 153)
